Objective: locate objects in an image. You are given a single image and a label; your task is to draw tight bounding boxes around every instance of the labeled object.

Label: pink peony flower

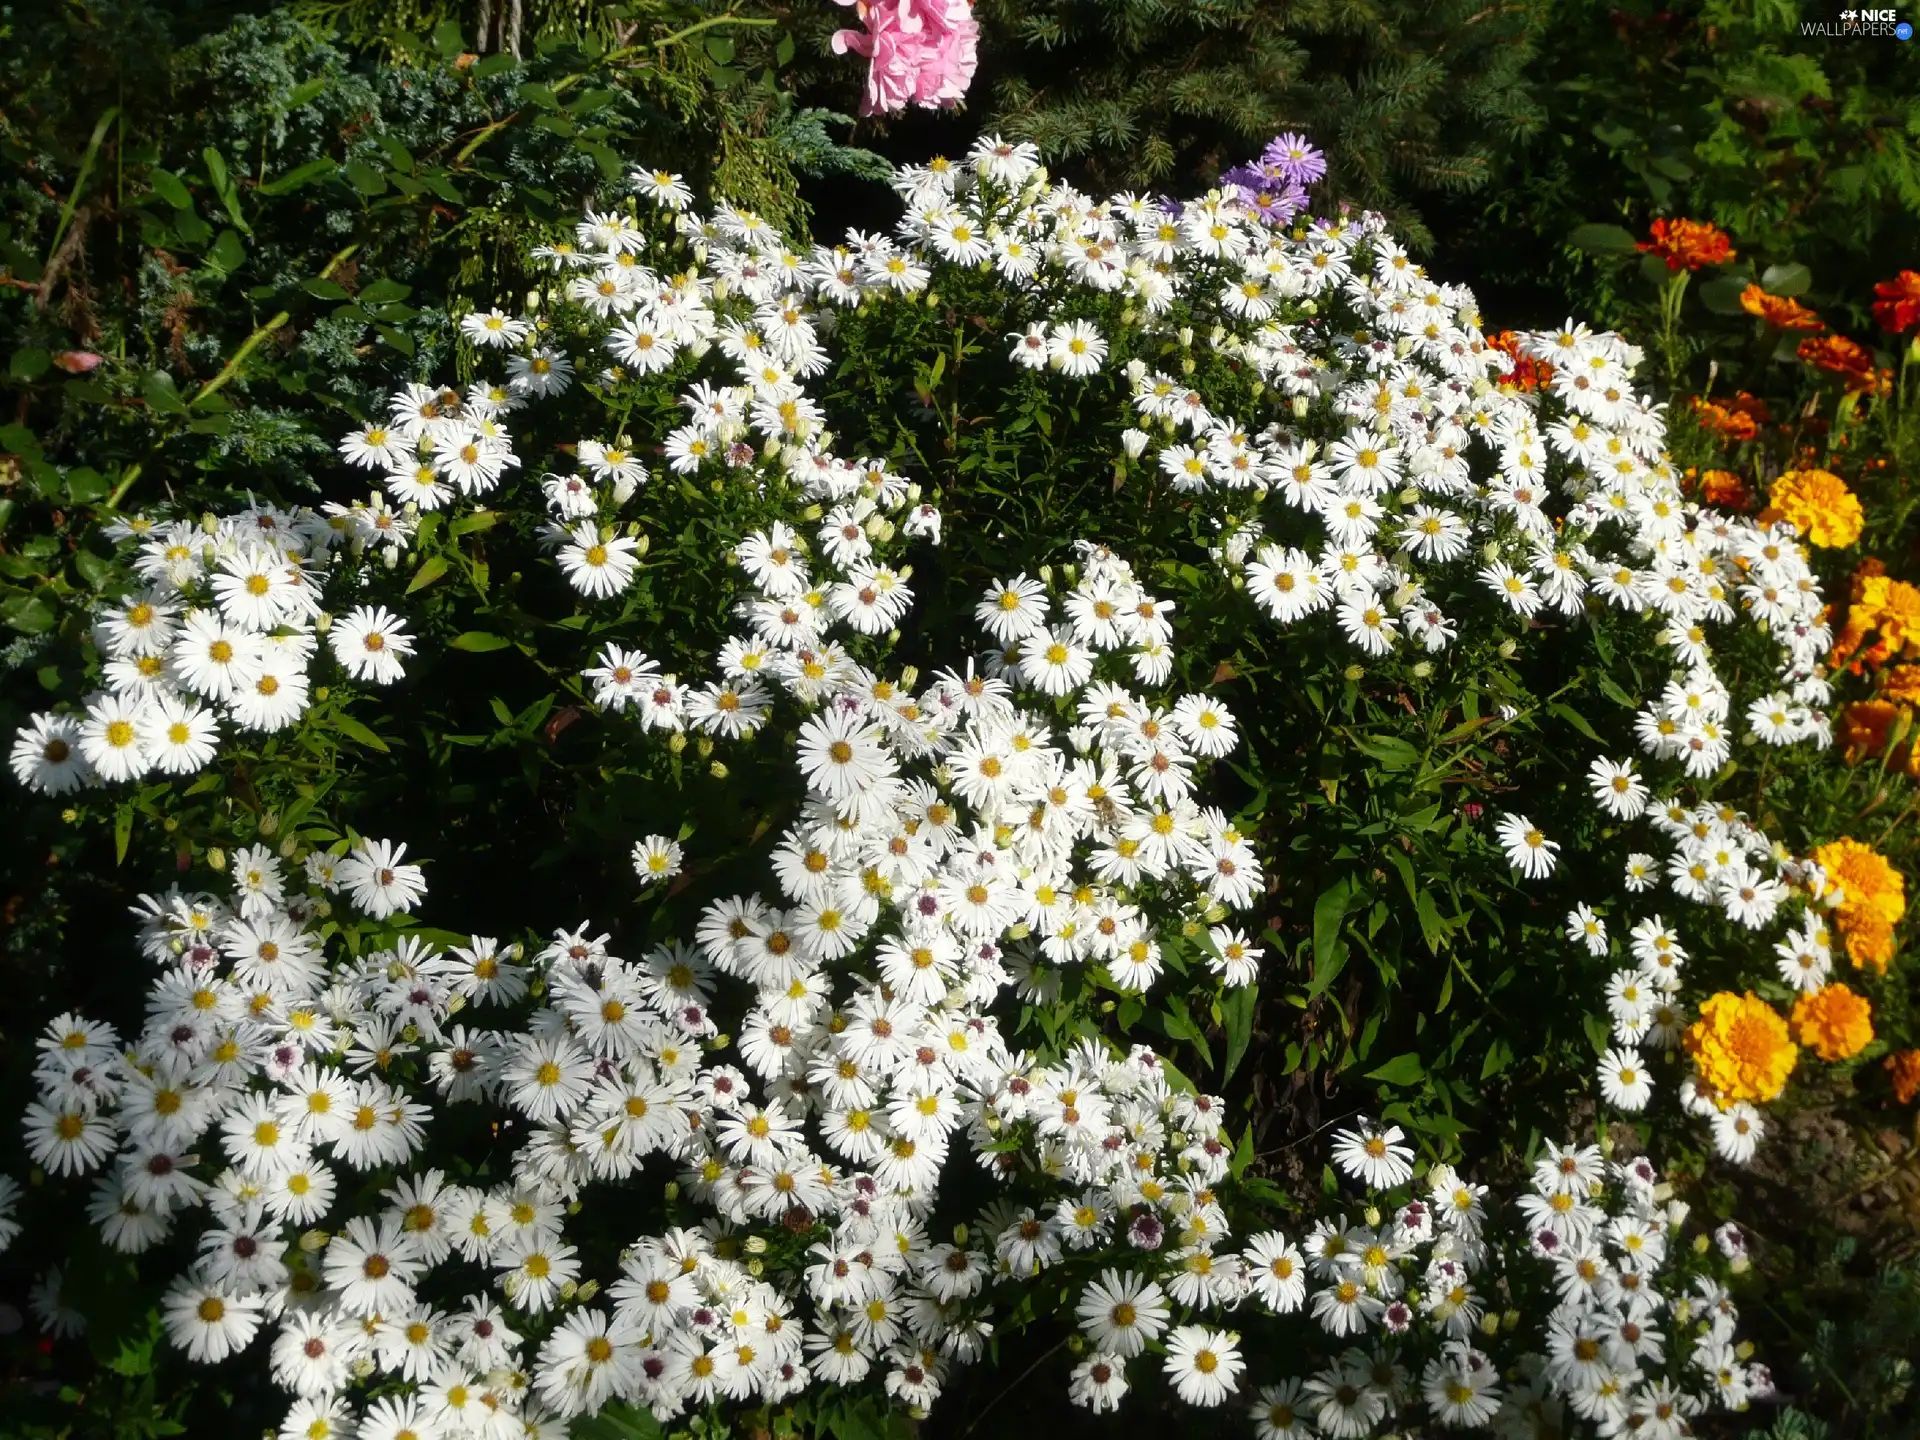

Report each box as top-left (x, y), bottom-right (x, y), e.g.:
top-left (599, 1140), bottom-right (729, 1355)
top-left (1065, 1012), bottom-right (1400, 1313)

top-left (832, 0), bottom-right (978, 116)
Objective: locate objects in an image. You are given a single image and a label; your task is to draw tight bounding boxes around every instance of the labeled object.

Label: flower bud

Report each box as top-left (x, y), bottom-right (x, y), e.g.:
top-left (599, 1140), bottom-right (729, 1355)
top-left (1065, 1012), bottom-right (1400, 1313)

top-left (1412, 660), bottom-right (1433, 679)
top-left (710, 760), bottom-right (729, 779)
top-left (206, 847), bottom-right (227, 872)
top-left (1498, 639), bottom-right (1517, 659)
top-left (1344, 664), bottom-right (1364, 681)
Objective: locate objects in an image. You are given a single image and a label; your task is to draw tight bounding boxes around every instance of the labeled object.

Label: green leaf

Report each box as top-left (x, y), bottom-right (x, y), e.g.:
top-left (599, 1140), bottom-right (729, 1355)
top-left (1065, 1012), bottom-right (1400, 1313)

top-left (1480, 1038), bottom-right (1514, 1080)
top-left (776, 32), bottom-right (796, 65)
top-left (1761, 261), bottom-right (1812, 297)
top-left (285, 76), bottom-right (328, 109)
top-left (345, 159), bottom-right (388, 196)
top-left (1220, 983), bottom-right (1257, 1081)
top-left (143, 370), bottom-right (187, 415)
top-left (358, 278), bottom-right (412, 305)
top-left (705, 34), bottom-right (736, 64)
top-left (10, 347), bottom-right (50, 381)
top-left (406, 555), bottom-right (449, 593)
top-left (1582, 1013), bottom-right (1612, 1056)
top-left (207, 229), bottom-right (246, 275)
top-left (450, 631), bottom-right (512, 652)
top-left (431, 19), bottom-right (467, 57)
top-left (148, 167), bottom-right (192, 209)
top-left (1567, 222), bottom-right (1639, 256)
top-left (73, 548), bottom-right (113, 588)
top-left (258, 158), bottom-right (338, 196)
top-left (1309, 878), bottom-right (1352, 999)
top-left (114, 802), bottom-right (134, 863)
top-left (569, 1402), bottom-right (664, 1440)
top-left (1365, 1052), bottom-right (1425, 1086)
top-left (1698, 276), bottom-right (1751, 316)
top-left (449, 509), bottom-right (496, 536)
top-left (202, 146), bottom-right (229, 194)
top-left (329, 712), bottom-right (390, 752)
top-left (2, 594), bottom-right (55, 634)
top-left (1351, 733), bottom-right (1419, 771)
top-left (1414, 889), bottom-right (1449, 956)
top-left (1548, 701), bottom-right (1604, 744)
top-left (1229, 1124), bottom-right (1255, 1179)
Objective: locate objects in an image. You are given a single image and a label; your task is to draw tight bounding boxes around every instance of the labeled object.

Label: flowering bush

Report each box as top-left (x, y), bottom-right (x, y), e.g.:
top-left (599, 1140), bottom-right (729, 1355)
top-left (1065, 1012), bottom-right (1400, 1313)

top-left (7, 131), bottom-right (1892, 1436)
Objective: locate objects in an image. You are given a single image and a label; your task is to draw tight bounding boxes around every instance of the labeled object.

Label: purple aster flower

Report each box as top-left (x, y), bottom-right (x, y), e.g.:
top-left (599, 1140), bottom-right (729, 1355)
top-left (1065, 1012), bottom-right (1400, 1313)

top-left (1226, 179), bottom-right (1307, 227)
top-left (1261, 131), bottom-right (1327, 185)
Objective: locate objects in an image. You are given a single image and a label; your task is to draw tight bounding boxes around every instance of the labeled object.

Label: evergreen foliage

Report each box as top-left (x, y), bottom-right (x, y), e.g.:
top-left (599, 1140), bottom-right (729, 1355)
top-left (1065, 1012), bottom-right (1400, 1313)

top-left (784, 0), bottom-right (1552, 248)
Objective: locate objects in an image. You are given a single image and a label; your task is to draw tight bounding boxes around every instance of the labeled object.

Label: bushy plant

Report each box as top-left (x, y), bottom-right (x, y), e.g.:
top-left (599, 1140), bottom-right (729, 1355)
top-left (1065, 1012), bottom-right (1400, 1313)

top-left (5, 123), bottom-right (1884, 1437)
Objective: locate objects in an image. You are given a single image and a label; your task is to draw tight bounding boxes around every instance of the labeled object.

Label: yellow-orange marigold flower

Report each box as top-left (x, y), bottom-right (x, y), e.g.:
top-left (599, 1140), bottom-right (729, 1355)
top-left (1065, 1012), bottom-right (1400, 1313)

top-left (1684, 991), bottom-right (1797, 1104)
top-left (1789, 983), bottom-right (1874, 1062)
top-left (1739, 284), bottom-right (1823, 331)
top-left (1843, 914), bottom-right (1897, 974)
top-left (1768, 469), bottom-right (1864, 549)
top-left (1887, 1049), bottom-right (1920, 1105)
top-left (1884, 665), bottom-right (1920, 706)
top-left (1814, 838), bottom-right (1908, 927)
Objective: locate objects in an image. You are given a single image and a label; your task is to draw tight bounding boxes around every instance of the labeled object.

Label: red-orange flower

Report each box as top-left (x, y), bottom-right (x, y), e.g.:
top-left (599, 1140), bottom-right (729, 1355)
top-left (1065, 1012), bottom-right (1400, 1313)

top-left (1872, 270), bottom-right (1920, 334)
top-left (1689, 395), bottom-right (1759, 443)
top-left (1486, 331), bottom-right (1553, 392)
top-left (1637, 217), bottom-right (1736, 272)
top-left (1740, 284), bottom-right (1823, 331)
top-left (1797, 334), bottom-right (1886, 393)
top-left (1692, 468), bottom-right (1756, 510)
top-left (1888, 1050), bottom-right (1920, 1105)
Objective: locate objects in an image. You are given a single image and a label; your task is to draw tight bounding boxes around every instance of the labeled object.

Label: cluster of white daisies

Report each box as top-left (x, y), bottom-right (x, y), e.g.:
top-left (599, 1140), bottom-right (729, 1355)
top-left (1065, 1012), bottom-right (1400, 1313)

top-left (16, 789), bottom-right (1756, 1440)
top-left (7, 503), bottom-right (419, 792)
top-left (3, 134), bottom-right (1831, 1431)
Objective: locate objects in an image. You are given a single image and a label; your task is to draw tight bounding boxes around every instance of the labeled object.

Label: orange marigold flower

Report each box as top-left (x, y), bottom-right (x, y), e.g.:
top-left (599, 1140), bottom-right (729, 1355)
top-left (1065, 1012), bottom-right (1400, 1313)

top-left (1814, 837), bottom-right (1908, 927)
top-left (1812, 837), bottom-right (1907, 974)
top-left (1697, 469), bottom-right (1756, 510)
top-left (1739, 284), bottom-right (1823, 331)
top-left (1684, 991), bottom-right (1797, 1105)
top-left (1887, 584), bottom-right (1920, 655)
top-left (1486, 331), bottom-right (1554, 392)
top-left (1797, 334), bottom-right (1887, 393)
top-left (1887, 1049), bottom-right (1920, 1105)
top-left (1768, 468), bottom-right (1864, 548)
top-left (1837, 699), bottom-right (1902, 762)
top-left (1873, 270), bottom-right (1920, 335)
top-left (1790, 983), bottom-right (1875, 1062)
top-left (1842, 914), bottom-right (1898, 975)
top-left (1637, 217), bottom-right (1736, 272)
top-left (1689, 396), bottom-right (1759, 443)
top-left (1882, 665), bottom-right (1920, 706)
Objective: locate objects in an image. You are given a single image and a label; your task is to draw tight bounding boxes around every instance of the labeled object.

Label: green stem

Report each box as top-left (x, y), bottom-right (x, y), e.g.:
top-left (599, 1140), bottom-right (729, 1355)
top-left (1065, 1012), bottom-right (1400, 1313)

top-left (45, 106), bottom-right (120, 269)
top-left (191, 311), bottom-right (291, 407)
